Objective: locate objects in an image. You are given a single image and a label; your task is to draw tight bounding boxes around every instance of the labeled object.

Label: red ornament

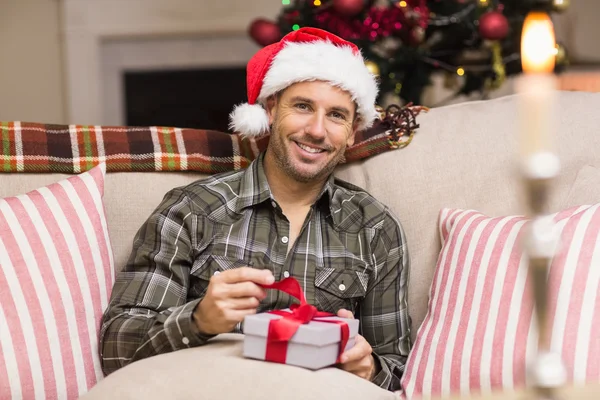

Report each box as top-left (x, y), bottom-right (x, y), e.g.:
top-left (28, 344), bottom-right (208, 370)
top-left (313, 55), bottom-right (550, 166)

top-left (478, 11), bottom-right (509, 41)
top-left (248, 19), bottom-right (281, 47)
top-left (333, 0), bottom-right (366, 17)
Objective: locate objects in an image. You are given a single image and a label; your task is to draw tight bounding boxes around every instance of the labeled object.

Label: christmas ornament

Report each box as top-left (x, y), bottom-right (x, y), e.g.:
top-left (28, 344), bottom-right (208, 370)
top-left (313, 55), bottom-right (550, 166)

top-left (479, 11), bottom-right (509, 41)
top-left (552, 0), bottom-right (570, 13)
top-left (248, 19), bottom-right (281, 47)
top-left (365, 60), bottom-right (380, 76)
top-left (332, 0), bottom-right (366, 17)
top-left (555, 43), bottom-right (568, 65)
top-left (485, 42), bottom-right (506, 90)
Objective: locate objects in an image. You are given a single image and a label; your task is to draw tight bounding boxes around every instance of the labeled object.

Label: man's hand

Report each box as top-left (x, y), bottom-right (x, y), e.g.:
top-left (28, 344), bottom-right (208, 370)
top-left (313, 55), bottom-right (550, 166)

top-left (193, 267), bottom-right (274, 335)
top-left (337, 309), bottom-right (377, 381)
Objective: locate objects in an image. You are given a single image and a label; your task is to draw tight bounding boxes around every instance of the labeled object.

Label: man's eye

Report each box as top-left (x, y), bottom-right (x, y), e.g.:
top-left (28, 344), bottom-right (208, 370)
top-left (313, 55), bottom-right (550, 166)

top-left (295, 103), bottom-right (310, 110)
top-left (331, 112), bottom-right (346, 120)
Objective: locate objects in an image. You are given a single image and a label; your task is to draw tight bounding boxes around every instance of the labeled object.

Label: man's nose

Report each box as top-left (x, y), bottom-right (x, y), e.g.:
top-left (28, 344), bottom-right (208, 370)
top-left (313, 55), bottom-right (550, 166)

top-left (306, 112), bottom-right (326, 139)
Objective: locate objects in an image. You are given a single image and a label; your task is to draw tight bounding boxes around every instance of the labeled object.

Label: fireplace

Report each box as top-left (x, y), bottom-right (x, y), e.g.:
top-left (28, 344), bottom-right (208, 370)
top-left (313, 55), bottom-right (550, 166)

top-left (124, 66), bottom-right (247, 132)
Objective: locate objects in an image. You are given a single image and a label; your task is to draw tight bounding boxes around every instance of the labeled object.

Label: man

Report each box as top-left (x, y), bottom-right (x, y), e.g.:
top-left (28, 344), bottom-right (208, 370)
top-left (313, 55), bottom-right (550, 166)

top-left (100, 27), bottom-right (411, 392)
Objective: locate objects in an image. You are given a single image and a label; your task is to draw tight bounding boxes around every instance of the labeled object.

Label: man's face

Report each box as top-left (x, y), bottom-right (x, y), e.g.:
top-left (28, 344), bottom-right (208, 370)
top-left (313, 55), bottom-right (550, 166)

top-left (265, 81), bottom-right (359, 184)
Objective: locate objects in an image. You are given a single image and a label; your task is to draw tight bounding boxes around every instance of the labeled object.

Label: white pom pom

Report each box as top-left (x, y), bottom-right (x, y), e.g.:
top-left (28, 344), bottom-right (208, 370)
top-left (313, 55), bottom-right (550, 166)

top-left (228, 103), bottom-right (270, 138)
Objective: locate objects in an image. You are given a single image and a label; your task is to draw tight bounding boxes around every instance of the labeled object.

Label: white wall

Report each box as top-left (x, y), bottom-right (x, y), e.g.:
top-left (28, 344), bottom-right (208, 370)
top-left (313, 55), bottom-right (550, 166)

top-left (0, 0), bottom-right (65, 123)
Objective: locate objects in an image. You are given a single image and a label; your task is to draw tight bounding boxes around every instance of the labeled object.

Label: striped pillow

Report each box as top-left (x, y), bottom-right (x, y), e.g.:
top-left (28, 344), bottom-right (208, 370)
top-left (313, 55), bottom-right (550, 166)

top-left (0, 163), bottom-right (114, 399)
top-left (401, 204), bottom-right (600, 399)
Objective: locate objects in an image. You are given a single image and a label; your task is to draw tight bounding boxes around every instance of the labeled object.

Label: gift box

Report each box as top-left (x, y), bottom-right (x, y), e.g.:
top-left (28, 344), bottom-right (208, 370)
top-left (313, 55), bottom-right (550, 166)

top-left (243, 310), bottom-right (359, 370)
top-left (241, 276), bottom-right (359, 370)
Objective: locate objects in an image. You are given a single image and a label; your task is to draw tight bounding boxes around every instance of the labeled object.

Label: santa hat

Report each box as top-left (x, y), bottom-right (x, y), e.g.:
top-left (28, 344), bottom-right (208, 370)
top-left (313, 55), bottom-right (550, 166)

top-left (229, 27), bottom-right (379, 138)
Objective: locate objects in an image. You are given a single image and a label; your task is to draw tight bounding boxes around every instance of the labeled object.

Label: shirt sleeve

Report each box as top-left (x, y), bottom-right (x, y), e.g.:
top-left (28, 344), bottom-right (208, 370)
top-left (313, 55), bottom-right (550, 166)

top-left (360, 209), bottom-right (411, 391)
top-left (99, 187), bottom-right (213, 376)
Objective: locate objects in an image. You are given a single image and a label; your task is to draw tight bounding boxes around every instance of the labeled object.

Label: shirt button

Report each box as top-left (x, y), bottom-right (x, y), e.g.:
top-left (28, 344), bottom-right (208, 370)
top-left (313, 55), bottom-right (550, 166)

top-left (283, 271), bottom-right (290, 278)
top-left (281, 236), bottom-right (289, 244)
top-left (339, 283), bottom-right (346, 291)
top-left (213, 271), bottom-right (220, 276)
top-left (182, 337), bottom-right (190, 345)
top-left (271, 201), bottom-right (277, 208)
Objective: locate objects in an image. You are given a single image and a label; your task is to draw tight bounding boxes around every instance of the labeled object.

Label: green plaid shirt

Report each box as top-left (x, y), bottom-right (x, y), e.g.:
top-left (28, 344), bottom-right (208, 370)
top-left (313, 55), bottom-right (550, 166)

top-left (100, 152), bottom-right (411, 391)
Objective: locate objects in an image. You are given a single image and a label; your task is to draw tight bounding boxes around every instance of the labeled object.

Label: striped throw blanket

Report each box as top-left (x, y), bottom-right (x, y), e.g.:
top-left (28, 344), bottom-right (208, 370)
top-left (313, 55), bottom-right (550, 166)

top-left (0, 105), bottom-right (426, 174)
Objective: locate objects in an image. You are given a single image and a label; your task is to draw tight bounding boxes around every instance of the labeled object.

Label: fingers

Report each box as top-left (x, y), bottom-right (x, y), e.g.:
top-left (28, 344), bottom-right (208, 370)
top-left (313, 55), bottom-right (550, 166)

top-left (337, 335), bottom-right (375, 380)
top-left (339, 334), bottom-right (371, 364)
top-left (226, 296), bottom-right (261, 310)
top-left (226, 281), bottom-right (267, 299)
top-left (218, 267), bottom-right (274, 285)
top-left (226, 308), bottom-right (258, 322)
top-left (337, 308), bottom-right (354, 319)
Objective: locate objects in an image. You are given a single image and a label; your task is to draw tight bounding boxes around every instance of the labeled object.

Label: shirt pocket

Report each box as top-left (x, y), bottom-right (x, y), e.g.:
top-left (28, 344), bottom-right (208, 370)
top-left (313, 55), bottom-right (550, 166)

top-left (314, 267), bottom-right (369, 315)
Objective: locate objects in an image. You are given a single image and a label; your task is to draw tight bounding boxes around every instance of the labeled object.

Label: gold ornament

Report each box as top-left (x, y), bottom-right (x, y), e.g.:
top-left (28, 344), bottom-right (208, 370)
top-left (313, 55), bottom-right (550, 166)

top-left (365, 60), bottom-right (380, 76)
top-left (552, 0), bottom-right (570, 13)
top-left (555, 43), bottom-right (568, 65)
top-left (485, 41), bottom-right (506, 90)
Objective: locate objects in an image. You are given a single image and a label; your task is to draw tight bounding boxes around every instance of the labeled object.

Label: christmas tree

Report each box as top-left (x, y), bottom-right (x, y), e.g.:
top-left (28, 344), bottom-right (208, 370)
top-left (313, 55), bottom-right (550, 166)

top-left (248, 0), bottom-right (569, 106)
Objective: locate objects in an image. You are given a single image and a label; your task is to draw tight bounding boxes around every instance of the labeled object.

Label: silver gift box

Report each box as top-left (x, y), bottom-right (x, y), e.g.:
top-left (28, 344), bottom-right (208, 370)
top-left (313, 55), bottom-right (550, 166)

top-left (243, 310), bottom-right (359, 370)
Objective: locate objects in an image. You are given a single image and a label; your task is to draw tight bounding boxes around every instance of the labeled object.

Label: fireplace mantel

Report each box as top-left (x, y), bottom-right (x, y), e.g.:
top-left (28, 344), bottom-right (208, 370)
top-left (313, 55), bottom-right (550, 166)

top-left (61, 0), bottom-right (278, 125)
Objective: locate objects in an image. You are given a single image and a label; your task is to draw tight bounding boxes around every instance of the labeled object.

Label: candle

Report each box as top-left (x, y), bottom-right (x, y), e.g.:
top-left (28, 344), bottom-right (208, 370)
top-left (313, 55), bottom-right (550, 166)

top-left (517, 12), bottom-right (558, 159)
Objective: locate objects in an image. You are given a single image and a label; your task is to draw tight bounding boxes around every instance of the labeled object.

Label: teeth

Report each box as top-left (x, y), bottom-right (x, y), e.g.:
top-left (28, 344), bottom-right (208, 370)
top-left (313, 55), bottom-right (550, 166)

top-left (297, 143), bottom-right (323, 154)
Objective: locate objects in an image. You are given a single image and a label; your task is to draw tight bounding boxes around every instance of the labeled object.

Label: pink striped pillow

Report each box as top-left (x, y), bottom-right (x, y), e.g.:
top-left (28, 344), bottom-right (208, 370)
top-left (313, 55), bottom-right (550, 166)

top-left (0, 163), bottom-right (114, 399)
top-left (401, 205), bottom-right (600, 399)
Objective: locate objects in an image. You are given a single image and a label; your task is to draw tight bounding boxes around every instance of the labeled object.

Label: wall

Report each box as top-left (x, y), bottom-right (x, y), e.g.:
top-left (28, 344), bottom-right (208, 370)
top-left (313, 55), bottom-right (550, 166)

top-left (0, 0), bottom-right (65, 124)
top-left (554, 0), bottom-right (600, 63)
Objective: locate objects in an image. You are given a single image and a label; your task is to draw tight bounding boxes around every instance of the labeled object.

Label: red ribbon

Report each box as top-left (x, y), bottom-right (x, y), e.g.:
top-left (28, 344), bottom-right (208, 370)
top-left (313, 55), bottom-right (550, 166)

top-left (259, 277), bottom-right (350, 365)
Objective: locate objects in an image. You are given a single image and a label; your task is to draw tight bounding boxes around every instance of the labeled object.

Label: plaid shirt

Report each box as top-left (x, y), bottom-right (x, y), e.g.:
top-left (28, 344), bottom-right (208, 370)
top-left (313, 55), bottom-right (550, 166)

top-left (100, 152), bottom-right (411, 391)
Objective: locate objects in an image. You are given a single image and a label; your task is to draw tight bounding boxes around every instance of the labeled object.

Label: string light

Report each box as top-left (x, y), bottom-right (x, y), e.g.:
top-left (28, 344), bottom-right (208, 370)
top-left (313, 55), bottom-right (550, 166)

top-left (282, 0), bottom-right (290, 4)
top-left (314, 0), bottom-right (321, 6)
top-left (456, 67), bottom-right (465, 76)
top-left (398, 1), bottom-right (408, 7)
top-left (292, 24), bottom-right (300, 31)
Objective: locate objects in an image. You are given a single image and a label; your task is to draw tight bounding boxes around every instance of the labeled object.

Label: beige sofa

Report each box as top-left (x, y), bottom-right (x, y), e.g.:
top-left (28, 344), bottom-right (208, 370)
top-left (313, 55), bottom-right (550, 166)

top-left (2, 91), bottom-right (599, 399)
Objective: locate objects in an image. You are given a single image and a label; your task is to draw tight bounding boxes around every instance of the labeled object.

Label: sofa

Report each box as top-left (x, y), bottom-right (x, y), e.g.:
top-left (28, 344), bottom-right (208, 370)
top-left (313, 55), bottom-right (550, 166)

top-left (2, 91), bottom-right (600, 400)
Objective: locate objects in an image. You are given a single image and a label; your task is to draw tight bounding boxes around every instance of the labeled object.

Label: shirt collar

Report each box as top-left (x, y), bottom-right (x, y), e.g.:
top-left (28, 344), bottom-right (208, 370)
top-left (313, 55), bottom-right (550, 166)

top-left (234, 152), bottom-right (336, 215)
top-left (234, 152), bottom-right (272, 213)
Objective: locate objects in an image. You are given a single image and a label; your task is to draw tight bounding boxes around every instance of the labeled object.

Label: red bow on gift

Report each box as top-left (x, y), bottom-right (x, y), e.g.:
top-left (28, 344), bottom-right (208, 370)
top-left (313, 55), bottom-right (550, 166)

top-left (259, 277), bottom-right (350, 365)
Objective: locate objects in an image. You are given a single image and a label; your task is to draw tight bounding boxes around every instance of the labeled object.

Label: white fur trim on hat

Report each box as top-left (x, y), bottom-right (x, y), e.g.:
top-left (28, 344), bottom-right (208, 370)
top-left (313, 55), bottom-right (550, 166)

top-left (228, 103), bottom-right (270, 138)
top-left (259, 40), bottom-right (379, 132)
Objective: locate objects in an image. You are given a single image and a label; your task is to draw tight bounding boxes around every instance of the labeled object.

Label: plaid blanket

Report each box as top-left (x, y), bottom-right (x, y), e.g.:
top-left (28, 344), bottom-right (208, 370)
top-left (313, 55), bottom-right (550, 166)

top-left (0, 105), bottom-right (426, 174)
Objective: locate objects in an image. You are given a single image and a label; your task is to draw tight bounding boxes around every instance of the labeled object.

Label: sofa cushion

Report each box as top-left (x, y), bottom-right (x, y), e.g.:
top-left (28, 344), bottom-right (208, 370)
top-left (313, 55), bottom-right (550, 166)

top-left (400, 204), bottom-right (600, 399)
top-left (563, 165), bottom-right (600, 208)
top-left (80, 334), bottom-right (398, 400)
top-left (0, 163), bottom-right (114, 399)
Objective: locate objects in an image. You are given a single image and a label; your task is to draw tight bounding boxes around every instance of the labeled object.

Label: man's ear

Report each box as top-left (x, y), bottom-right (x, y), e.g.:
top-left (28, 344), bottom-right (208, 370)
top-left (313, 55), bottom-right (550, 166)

top-left (266, 95), bottom-right (278, 126)
top-left (346, 118), bottom-right (361, 148)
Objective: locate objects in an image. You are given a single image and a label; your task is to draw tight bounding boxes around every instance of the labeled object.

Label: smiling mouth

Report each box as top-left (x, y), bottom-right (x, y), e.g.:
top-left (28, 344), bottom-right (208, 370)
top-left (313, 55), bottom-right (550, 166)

top-left (296, 142), bottom-right (326, 154)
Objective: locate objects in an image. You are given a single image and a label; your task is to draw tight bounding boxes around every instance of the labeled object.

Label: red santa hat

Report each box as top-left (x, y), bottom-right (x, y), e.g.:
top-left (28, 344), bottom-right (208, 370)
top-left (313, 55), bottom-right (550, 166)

top-left (229, 27), bottom-right (379, 138)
